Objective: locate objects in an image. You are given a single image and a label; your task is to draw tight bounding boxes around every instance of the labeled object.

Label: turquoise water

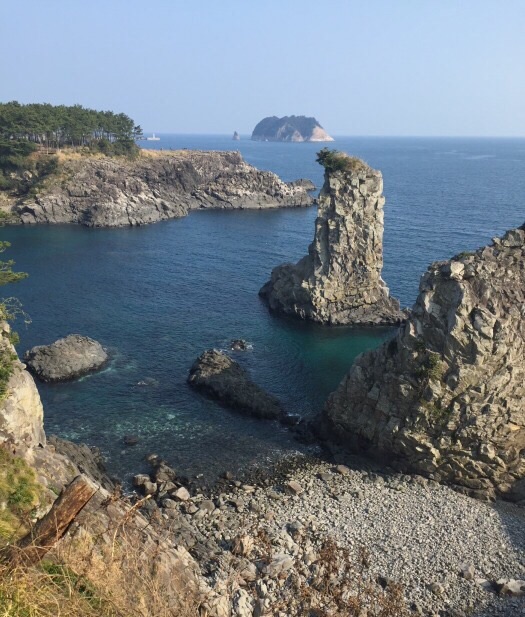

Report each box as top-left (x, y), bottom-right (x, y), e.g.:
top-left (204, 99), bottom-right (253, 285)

top-left (2, 136), bottom-right (525, 479)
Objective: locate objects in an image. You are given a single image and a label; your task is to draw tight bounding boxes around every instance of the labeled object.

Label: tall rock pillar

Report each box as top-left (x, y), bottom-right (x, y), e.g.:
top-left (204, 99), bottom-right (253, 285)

top-left (260, 152), bottom-right (403, 325)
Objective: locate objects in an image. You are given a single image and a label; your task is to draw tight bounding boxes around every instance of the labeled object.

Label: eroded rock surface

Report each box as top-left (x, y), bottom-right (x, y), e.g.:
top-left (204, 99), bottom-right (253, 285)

top-left (13, 150), bottom-right (313, 227)
top-left (0, 322), bottom-right (45, 447)
top-left (320, 224), bottom-right (525, 499)
top-left (260, 156), bottom-right (403, 325)
top-left (25, 334), bottom-right (108, 382)
top-left (188, 349), bottom-right (283, 419)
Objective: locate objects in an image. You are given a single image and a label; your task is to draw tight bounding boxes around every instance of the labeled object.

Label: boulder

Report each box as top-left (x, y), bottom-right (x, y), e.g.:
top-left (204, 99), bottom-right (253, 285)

top-left (260, 152), bottom-right (404, 325)
top-left (320, 224), bottom-right (525, 499)
top-left (187, 350), bottom-right (283, 420)
top-left (24, 335), bottom-right (108, 382)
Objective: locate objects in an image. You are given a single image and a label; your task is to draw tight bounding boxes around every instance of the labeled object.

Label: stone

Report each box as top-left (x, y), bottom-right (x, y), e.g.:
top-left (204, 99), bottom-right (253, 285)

top-left (264, 554), bottom-right (294, 577)
top-left (24, 335), bottom-right (108, 382)
top-left (133, 474), bottom-right (151, 488)
top-left (460, 563), bottom-right (475, 581)
top-left (232, 588), bottom-right (254, 617)
top-left (495, 579), bottom-right (525, 596)
top-left (260, 153), bottom-right (403, 325)
top-left (123, 434), bottom-right (139, 446)
top-left (429, 582), bottom-right (445, 596)
top-left (334, 464), bottom-right (350, 476)
top-left (187, 350), bottom-right (284, 420)
top-left (231, 534), bottom-right (254, 557)
top-left (199, 499), bottom-right (215, 513)
top-left (230, 339), bottom-right (249, 351)
top-left (284, 480), bottom-right (303, 496)
top-left (172, 486), bottom-right (190, 501)
top-left (13, 150), bottom-right (313, 227)
top-left (320, 223), bottom-right (525, 498)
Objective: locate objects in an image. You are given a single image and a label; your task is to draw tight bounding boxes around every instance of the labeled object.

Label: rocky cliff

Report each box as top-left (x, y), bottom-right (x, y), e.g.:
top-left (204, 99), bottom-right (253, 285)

top-left (251, 115), bottom-right (334, 142)
top-left (320, 224), bottom-right (525, 499)
top-left (10, 150), bottom-right (313, 227)
top-left (260, 154), bottom-right (403, 325)
top-left (0, 322), bottom-right (45, 448)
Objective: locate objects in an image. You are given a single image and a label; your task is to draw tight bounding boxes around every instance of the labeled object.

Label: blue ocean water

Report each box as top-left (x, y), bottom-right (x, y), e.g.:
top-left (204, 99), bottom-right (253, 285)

top-left (2, 135), bottom-right (524, 479)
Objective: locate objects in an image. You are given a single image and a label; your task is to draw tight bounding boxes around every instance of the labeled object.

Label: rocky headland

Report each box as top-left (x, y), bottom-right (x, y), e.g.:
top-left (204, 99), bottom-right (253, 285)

top-left (260, 151), bottom-right (404, 325)
top-left (319, 224), bottom-right (525, 501)
top-left (251, 115), bottom-right (334, 142)
top-left (24, 334), bottom-right (108, 382)
top-left (7, 149), bottom-right (313, 227)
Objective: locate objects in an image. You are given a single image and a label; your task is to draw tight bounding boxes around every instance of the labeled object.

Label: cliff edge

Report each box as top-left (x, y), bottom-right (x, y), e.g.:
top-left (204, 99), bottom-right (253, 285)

top-left (260, 152), bottom-right (403, 325)
top-left (320, 224), bottom-right (525, 499)
top-left (10, 149), bottom-right (313, 227)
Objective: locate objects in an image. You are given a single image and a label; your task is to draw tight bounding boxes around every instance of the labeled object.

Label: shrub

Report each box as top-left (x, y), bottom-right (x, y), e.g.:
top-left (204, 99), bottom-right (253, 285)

top-left (316, 148), bottom-right (369, 174)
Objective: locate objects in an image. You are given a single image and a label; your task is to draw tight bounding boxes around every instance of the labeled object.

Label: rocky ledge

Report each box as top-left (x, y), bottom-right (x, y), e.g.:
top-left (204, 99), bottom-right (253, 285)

top-left (260, 152), bottom-right (404, 325)
top-left (24, 334), bottom-right (108, 382)
top-left (12, 150), bottom-right (314, 227)
top-left (187, 349), bottom-right (284, 420)
top-left (320, 224), bottom-right (525, 500)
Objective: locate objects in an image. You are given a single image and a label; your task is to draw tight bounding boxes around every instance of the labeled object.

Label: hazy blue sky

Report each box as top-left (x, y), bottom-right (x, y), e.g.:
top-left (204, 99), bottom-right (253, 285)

top-left (1, 0), bottom-right (524, 136)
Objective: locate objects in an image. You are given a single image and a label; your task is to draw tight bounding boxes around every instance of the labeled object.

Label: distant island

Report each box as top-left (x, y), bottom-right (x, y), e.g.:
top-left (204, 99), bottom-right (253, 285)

top-left (251, 115), bottom-right (334, 142)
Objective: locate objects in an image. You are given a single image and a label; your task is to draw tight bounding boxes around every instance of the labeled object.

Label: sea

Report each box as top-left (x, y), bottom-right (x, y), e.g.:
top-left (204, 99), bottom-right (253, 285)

top-left (2, 135), bottom-right (524, 480)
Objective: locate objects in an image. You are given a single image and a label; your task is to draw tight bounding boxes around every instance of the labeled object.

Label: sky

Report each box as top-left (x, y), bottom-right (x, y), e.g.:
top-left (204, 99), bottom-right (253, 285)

top-left (1, 0), bottom-right (524, 136)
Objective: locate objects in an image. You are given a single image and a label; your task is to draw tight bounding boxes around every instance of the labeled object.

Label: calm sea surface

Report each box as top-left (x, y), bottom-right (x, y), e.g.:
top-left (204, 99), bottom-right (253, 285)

top-left (2, 135), bottom-right (524, 479)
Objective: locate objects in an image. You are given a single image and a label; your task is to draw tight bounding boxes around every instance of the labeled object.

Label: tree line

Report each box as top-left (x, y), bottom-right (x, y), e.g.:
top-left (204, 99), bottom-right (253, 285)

top-left (0, 101), bottom-right (142, 150)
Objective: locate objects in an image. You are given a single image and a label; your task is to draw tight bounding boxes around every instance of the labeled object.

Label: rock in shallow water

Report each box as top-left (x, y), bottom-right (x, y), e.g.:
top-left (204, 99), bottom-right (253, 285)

top-left (24, 334), bottom-right (108, 382)
top-left (187, 349), bottom-right (283, 420)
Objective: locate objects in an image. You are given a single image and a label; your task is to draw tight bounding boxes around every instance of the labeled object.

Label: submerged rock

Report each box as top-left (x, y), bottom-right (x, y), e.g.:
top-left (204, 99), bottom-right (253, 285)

top-left (187, 350), bottom-right (283, 419)
top-left (319, 224), bottom-right (525, 499)
top-left (24, 334), bottom-right (108, 382)
top-left (260, 151), bottom-right (403, 325)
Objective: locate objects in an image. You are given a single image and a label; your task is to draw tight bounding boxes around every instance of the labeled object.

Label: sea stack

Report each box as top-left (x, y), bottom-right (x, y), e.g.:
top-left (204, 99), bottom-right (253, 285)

top-left (319, 224), bottom-right (525, 500)
top-left (251, 116), bottom-right (334, 142)
top-left (259, 149), bottom-right (403, 325)
top-left (232, 131), bottom-right (240, 141)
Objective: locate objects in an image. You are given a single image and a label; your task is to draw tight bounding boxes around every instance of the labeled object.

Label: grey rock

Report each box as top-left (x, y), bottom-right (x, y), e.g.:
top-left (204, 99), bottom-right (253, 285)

top-left (320, 223), bottom-right (525, 498)
top-left (188, 350), bottom-right (284, 420)
top-left (24, 335), bottom-right (108, 382)
top-left (13, 150), bottom-right (313, 227)
top-left (172, 486), bottom-right (191, 501)
top-left (264, 554), bottom-right (294, 577)
top-left (495, 578), bottom-right (525, 596)
top-left (284, 480), bottom-right (303, 496)
top-left (260, 155), bottom-right (403, 325)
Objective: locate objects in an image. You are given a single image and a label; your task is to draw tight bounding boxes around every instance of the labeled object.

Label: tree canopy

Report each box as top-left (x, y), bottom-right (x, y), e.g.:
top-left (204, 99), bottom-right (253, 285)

top-left (0, 101), bottom-right (142, 150)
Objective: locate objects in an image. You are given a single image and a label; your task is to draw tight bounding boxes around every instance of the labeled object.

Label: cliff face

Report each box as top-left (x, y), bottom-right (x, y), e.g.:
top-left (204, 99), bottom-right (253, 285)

top-left (0, 323), bottom-right (45, 448)
top-left (12, 150), bottom-right (313, 227)
top-left (251, 116), bottom-right (334, 142)
top-left (260, 160), bottom-right (403, 325)
top-left (320, 225), bottom-right (525, 499)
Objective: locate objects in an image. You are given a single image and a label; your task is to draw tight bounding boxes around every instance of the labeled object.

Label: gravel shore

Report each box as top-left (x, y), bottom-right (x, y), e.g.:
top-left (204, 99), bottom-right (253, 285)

top-left (144, 454), bottom-right (525, 616)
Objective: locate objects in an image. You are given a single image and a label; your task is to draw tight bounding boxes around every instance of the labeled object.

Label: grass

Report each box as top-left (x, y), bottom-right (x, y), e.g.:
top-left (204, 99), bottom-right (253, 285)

top-left (0, 447), bottom-right (42, 541)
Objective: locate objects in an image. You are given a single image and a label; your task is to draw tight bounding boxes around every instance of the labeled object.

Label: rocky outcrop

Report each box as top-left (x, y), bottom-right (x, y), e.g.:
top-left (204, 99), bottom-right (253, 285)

top-left (24, 334), bottom-right (108, 382)
top-left (232, 131), bottom-right (240, 141)
top-left (188, 350), bottom-right (284, 419)
top-left (260, 154), bottom-right (403, 325)
top-left (251, 116), bottom-right (334, 142)
top-left (12, 150), bottom-right (313, 227)
top-left (320, 224), bottom-right (525, 499)
top-left (0, 323), bottom-right (45, 448)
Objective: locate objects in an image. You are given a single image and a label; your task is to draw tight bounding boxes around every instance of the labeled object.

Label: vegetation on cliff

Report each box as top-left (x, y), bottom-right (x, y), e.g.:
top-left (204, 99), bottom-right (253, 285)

top-left (0, 102), bottom-right (141, 196)
top-left (316, 148), bottom-right (369, 173)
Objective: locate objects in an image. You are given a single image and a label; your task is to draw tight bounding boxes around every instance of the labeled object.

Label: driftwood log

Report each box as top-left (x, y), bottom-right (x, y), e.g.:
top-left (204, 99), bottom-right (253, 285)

top-left (12, 474), bottom-right (98, 566)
